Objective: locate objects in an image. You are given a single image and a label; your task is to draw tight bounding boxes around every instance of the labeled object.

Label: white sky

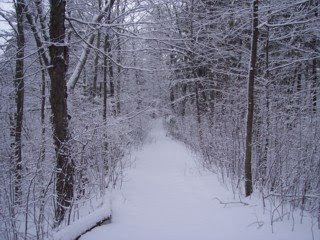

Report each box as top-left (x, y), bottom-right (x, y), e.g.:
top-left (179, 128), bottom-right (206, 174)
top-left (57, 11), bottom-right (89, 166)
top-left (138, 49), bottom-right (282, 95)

top-left (0, 1), bottom-right (12, 30)
top-left (0, 0), bottom-right (14, 55)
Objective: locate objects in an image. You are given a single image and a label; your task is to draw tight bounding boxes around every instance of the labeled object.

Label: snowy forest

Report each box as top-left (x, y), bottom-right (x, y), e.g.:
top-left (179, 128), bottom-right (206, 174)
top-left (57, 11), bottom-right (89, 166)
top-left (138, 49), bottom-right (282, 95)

top-left (0, 0), bottom-right (319, 239)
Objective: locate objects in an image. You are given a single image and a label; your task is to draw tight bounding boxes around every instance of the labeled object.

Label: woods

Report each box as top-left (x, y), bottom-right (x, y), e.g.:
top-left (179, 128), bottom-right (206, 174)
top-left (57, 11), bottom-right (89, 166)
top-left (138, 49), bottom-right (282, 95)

top-left (162, 0), bottom-right (319, 231)
top-left (0, 0), bottom-right (319, 239)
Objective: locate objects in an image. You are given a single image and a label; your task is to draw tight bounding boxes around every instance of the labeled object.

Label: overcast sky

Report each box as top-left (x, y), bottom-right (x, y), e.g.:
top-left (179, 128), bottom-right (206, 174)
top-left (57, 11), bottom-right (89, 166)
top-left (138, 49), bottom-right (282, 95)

top-left (0, 0), bottom-right (13, 55)
top-left (0, 0), bottom-right (12, 29)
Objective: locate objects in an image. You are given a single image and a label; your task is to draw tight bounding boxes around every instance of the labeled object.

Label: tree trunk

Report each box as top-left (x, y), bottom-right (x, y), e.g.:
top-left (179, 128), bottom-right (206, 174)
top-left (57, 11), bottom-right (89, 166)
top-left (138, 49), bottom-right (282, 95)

top-left (132, 40), bottom-right (142, 110)
top-left (106, 34), bottom-right (116, 115)
top-left (14, 0), bottom-right (25, 204)
top-left (311, 0), bottom-right (318, 114)
top-left (24, 4), bottom-right (49, 68)
top-left (261, 18), bottom-right (270, 186)
top-left (49, 0), bottom-right (73, 225)
top-left (103, 35), bottom-right (108, 122)
top-left (170, 85), bottom-right (175, 113)
top-left (194, 79), bottom-right (204, 147)
top-left (103, 34), bottom-right (109, 173)
top-left (115, 0), bottom-right (126, 115)
top-left (38, 52), bottom-right (46, 164)
top-left (116, 37), bottom-right (121, 115)
top-left (245, 0), bottom-right (259, 197)
top-left (34, 0), bottom-right (49, 43)
top-left (93, 31), bottom-right (100, 98)
top-left (180, 84), bottom-right (187, 117)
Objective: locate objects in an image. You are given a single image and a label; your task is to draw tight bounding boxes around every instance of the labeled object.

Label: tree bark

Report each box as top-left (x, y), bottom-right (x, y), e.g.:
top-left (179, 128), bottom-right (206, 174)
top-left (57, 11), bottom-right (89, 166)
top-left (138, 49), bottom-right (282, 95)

top-left (49, 0), bottom-right (73, 225)
top-left (14, 0), bottom-right (25, 204)
top-left (245, 0), bottom-right (259, 197)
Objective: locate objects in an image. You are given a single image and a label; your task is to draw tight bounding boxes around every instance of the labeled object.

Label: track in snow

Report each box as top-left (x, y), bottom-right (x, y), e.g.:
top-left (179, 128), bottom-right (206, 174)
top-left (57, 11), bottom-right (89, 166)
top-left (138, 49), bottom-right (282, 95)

top-left (81, 120), bottom-right (317, 240)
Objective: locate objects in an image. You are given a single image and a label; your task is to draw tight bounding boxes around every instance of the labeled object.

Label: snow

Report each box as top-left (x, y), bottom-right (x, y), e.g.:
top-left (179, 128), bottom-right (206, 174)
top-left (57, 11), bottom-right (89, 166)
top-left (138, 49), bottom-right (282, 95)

top-left (53, 203), bottom-right (111, 240)
top-left (80, 119), bottom-right (319, 240)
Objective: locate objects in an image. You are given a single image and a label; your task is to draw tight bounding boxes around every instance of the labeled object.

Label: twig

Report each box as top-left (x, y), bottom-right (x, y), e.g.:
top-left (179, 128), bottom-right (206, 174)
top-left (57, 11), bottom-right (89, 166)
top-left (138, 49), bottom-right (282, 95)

top-left (213, 197), bottom-right (249, 208)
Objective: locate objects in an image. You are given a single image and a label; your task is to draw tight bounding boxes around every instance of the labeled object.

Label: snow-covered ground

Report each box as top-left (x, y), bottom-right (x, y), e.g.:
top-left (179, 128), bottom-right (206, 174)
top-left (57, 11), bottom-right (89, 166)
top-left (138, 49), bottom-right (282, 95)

top-left (81, 119), bottom-right (318, 240)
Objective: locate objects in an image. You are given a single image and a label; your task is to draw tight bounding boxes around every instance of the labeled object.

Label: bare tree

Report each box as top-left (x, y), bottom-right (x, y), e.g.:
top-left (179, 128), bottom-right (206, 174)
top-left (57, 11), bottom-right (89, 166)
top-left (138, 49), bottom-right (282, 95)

top-left (244, 0), bottom-right (259, 197)
top-left (48, 0), bottom-right (73, 225)
top-left (13, 0), bottom-right (25, 204)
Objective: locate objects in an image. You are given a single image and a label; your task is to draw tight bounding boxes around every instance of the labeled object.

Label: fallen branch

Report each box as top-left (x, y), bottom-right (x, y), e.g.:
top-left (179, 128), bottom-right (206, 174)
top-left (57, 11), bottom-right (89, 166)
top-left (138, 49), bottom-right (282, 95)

top-left (213, 197), bottom-right (249, 207)
top-left (54, 206), bottom-right (111, 240)
top-left (75, 215), bottom-right (111, 240)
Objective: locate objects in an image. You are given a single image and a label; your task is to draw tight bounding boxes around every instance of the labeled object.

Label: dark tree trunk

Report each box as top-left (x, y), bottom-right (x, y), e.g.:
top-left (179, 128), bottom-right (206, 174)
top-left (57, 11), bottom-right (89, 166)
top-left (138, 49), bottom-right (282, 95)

top-left (92, 1), bottom-right (102, 98)
top-left (245, 0), bottom-right (259, 197)
top-left (169, 54), bottom-right (176, 113)
top-left (115, 32), bottom-right (122, 115)
top-left (93, 31), bottom-right (100, 98)
top-left (103, 35), bottom-right (109, 173)
top-left (311, 0), bottom-right (318, 114)
top-left (170, 85), bottom-right (175, 113)
top-left (195, 81), bottom-right (201, 126)
top-left (132, 40), bottom-right (142, 111)
top-left (106, 34), bottom-right (115, 115)
top-left (103, 35), bottom-right (108, 122)
top-left (49, 0), bottom-right (73, 225)
top-left (311, 49), bottom-right (317, 115)
top-left (115, 0), bottom-right (125, 115)
top-left (180, 84), bottom-right (187, 117)
top-left (116, 43), bottom-right (121, 115)
top-left (38, 52), bottom-right (46, 163)
top-left (14, 0), bottom-right (25, 204)
top-left (260, 19), bottom-right (270, 186)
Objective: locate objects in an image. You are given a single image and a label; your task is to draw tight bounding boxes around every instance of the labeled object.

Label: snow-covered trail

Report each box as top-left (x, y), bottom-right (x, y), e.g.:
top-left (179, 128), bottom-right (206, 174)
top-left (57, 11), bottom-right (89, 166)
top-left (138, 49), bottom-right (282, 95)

top-left (81, 120), bottom-right (316, 240)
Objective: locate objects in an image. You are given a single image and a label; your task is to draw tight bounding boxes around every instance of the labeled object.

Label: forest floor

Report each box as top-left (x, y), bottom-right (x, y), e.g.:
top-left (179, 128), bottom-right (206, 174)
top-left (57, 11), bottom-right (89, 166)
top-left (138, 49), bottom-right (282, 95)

top-left (81, 119), bottom-right (318, 240)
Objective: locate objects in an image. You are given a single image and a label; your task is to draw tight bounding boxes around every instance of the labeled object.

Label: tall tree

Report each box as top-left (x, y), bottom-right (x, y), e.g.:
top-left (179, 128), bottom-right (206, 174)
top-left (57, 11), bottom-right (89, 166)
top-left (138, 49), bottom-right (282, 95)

top-left (49, 0), bottom-right (73, 225)
top-left (311, 0), bottom-right (318, 113)
top-left (13, 0), bottom-right (25, 204)
top-left (244, 0), bottom-right (259, 197)
top-left (93, 31), bottom-right (101, 98)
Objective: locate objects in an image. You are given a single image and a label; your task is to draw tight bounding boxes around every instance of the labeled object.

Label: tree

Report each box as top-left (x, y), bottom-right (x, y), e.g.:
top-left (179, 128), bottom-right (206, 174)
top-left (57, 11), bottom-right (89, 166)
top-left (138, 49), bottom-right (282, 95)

top-left (244, 0), bottom-right (259, 197)
top-left (48, 0), bottom-right (73, 225)
top-left (13, 0), bottom-right (25, 204)
top-left (67, 0), bottom-right (116, 91)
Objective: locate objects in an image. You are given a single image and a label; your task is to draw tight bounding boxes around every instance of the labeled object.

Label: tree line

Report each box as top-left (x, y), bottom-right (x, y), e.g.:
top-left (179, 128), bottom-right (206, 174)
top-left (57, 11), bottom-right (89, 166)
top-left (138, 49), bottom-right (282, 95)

top-left (160, 0), bottom-right (319, 229)
top-left (0, 0), bottom-right (154, 239)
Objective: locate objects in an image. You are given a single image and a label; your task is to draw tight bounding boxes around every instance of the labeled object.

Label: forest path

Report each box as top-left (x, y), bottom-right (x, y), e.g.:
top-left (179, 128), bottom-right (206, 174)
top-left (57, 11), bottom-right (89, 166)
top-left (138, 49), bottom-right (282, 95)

top-left (81, 119), bottom-right (314, 240)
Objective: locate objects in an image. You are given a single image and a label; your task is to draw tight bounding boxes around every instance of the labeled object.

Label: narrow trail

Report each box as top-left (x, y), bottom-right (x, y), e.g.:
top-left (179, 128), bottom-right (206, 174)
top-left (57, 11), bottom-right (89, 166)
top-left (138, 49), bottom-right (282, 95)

top-left (82, 120), bottom-right (315, 240)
